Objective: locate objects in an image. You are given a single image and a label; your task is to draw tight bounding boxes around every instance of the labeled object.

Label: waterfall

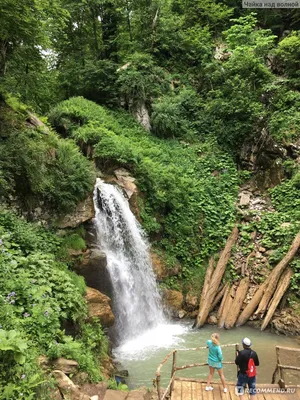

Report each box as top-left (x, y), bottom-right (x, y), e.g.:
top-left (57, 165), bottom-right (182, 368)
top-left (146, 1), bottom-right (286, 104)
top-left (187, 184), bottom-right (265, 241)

top-left (93, 178), bottom-right (165, 344)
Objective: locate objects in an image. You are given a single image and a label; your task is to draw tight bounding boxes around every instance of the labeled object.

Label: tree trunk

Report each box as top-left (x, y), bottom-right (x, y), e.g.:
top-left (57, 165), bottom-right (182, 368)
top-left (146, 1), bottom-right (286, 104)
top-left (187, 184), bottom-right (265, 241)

top-left (218, 285), bottom-right (236, 328)
top-left (236, 232), bottom-right (300, 327)
top-left (255, 232), bottom-right (300, 318)
top-left (195, 226), bottom-right (238, 328)
top-left (224, 278), bottom-right (249, 329)
top-left (217, 283), bottom-right (230, 320)
top-left (261, 268), bottom-right (293, 331)
top-left (209, 284), bottom-right (226, 313)
top-left (200, 256), bottom-right (215, 311)
top-left (235, 282), bottom-right (268, 327)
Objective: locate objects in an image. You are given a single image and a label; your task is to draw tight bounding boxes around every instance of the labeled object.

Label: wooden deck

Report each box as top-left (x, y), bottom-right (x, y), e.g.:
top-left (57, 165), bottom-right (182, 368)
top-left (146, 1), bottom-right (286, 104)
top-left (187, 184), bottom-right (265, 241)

top-left (171, 380), bottom-right (300, 400)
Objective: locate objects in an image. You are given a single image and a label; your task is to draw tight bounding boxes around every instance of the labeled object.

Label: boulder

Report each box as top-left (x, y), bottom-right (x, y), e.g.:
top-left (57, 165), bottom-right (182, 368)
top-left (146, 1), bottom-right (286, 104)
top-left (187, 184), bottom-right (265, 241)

top-left (163, 289), bottom-right (183, 315)
top-left (101, 356), bottom-right (115, 380)
top-left (72, 372), bottom-right (90, 386)
top-left (113, 169), bottom-right (137, 200)
top-left (151, 251), bottom-right (181, 281)
top-left (126, 388), bottom-right (148, 400)
top-left (133, 101), bottom-right (151, 132)
top-left (50, 389), bottom-right (63, 400)
top-left (184, 293), bottom-right (199, 312)
top-left (240, 128), bottom-right (285, 189)
top-left (103, 390), bottom-right (128, 400)
top-left (52, 358), bottom-right (79, 375)
top-left (57, 194), bottom-right (95, 228)
top-left (52, 370), bottom-right (90, 400)
top-left (239, 192), bottom-right (251, 207)
top-left (271, 309), bottom-right (300, 336)
top-left (74, 248), bottom-right (113, 297)
top-left (106, 169), bottom-right (141, 220)
top-left (207, 315), bottom-right (218, 325)
top-left (26, 112), bottom-right (50, 134)
top-left (85, 287), bottom-right (115, 327)
top-left (38, 356), bottom-right (79, 375)
top-left (80, 382), bottom-right (108, 399)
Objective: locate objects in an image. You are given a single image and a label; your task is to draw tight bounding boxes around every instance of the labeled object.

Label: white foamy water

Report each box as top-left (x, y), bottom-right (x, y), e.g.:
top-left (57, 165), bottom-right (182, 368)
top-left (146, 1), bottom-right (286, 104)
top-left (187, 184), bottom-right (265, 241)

top-left (93, 179), bottom-right (166, 344)
top-left (114, 322), bottom-right (189, 360)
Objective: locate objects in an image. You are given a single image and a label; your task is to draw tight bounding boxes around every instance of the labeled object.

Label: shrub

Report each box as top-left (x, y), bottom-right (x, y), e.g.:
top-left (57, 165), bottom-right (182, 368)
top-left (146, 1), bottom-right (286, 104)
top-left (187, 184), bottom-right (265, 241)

top-left (0, 211), bottom-right (108, 396)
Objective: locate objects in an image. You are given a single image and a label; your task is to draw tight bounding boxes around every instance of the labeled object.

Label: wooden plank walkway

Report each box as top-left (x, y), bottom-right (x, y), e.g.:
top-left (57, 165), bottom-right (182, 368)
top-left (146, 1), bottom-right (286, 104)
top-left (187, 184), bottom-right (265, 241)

top-left (171, 380), bottom-right (300, 400)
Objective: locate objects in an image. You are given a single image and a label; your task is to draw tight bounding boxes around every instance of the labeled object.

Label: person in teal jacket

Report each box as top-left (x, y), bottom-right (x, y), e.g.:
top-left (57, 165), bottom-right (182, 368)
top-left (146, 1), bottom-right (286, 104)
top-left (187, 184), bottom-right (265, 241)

top-left (206, 333), bottom-right (227, 393)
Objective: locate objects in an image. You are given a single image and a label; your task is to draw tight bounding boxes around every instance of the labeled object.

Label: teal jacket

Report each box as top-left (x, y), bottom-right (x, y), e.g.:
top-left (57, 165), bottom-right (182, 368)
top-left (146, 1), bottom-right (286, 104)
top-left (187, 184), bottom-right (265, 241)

top-left (207, 340), bottom-right (223, 367)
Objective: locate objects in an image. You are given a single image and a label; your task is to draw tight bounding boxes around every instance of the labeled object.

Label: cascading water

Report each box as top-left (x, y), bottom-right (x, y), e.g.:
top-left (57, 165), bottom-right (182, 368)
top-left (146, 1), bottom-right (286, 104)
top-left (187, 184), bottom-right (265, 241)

top-left (93, 178), bottom-right (166, 344)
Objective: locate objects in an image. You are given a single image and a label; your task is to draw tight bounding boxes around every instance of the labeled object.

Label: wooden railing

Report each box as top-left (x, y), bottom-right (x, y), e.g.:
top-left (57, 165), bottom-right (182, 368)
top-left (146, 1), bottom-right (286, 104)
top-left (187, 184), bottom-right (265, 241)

top-left (272, 346), bottom-right (300, 388)
top-left (155, 343), bottom-right (239, 400)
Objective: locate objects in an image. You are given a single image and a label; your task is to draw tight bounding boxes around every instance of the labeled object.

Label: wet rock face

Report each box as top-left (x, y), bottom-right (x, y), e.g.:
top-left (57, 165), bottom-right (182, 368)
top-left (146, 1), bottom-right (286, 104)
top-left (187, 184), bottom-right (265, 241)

top-left (105, 168), bottom-right (141, 221)
top-left (85, 287), bottom-right (115, 327)
top-left (162, 289), bottom-right (184, 317)
top-left (271, 309), bottom-right (300, 336)
top-left (150, 251), bottom-right (181, 281)
top-left (73, 220), bottom-right (113, 298)
top-left (57, 194), bottom-right (95, 229)
top-left (240, 128), bottom-right (286, 189)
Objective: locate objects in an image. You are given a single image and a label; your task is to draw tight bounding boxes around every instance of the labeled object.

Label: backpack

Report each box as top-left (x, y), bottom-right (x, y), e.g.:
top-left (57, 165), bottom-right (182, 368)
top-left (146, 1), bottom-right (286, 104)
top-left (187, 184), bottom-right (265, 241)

top-left (246, 350), bottom-right (256, 378)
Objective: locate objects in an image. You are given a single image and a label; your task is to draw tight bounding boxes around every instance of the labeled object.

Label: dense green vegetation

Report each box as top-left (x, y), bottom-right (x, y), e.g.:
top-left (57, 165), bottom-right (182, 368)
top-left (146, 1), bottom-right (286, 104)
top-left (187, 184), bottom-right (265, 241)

top-left (0, 210), bottom-right (108, 398)
top-left (49, 96), bottom-right (239, 284)
top-left (0, 0), bottom-right (300, 397)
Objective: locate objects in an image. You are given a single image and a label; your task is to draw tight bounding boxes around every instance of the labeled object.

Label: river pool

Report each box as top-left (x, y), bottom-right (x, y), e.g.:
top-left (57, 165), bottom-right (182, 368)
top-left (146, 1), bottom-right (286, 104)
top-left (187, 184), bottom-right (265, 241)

top-left (113, 322), bottom-right (300, 389)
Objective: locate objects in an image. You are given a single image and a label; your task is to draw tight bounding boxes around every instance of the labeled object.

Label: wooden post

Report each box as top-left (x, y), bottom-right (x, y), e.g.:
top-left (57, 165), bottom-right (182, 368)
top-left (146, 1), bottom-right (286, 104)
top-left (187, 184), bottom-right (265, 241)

top-left (170, 350), bottom-right (177, 393)
top-left (156, 373), bottom-right (161, 400)
top-left (276, 346), bottom-right (285, 388)
top-left (235, 344), bottom-right (239, 376)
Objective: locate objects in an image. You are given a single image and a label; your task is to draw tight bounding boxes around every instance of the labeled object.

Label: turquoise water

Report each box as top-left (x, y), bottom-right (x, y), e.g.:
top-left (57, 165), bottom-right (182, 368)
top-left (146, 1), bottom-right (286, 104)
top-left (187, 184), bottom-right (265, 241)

top-left (113, 322), bottom-right (300, 389)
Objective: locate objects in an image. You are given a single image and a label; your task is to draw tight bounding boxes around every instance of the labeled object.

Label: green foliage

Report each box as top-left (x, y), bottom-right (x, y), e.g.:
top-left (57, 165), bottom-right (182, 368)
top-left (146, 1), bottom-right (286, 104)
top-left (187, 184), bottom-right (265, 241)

top-left (0, 101), bottom-right (95, 212)
top-left (0, 209), bottom-right (61, 255)
top-left (274, 31), bottom-right (300, 87)
top-left (151, 88), bottom-right (202, 139)
top-left (270, 174), bottom-right (300, 218)
top-left (107, 378), bottom-right (129, 391)
top-left (116, 53), bottom-right (170, 109)
top-left (0, 329), bottom-right (27, 365)
top-left (50, 97), bottom-right (239, 281)
top-left (0, 330), bottom-right (48, 400)
top-left (224, 13), bottom-right (276, 57)
top-left (264, 83), bottom-right (300, 143)
top-left (198, 13), bottom-right (276, 151)
top-left (0, 211), bottom-right (108, 396)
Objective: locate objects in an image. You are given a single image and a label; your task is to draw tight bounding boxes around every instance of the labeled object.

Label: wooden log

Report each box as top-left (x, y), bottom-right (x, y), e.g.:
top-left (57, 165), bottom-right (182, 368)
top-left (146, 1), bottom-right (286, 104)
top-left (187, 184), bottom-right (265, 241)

top-left (261, 268), bottom-right (293, 331)
top-left (175, 361), bottom-right (234, 371)
top-left (224, 278), bottom-right (249, 329)
top-left (278, 364), bottom-right (300, 372)
top-left (170, 351), bottom-right (177, 393)
top-left (217, 283), bottom-right (230, 319)
top-left (218, 285), bottom-right (236, 328)
top-left (276, 346), bottom-right (284, 385)
top-left (195, 225), bottom-right (239, 328)
top-left (235, 344), bottom-right (240, 376)
top-left (255, 232), bottom-right (300, 318)
top-left (236, 281), bottom-right (268, 327)
top-left (199, 256), bottom-right (215, 311)
top-left (209, 284), bottom-right (225, 312)
top-left (244, 251), bottom-right (255, 276)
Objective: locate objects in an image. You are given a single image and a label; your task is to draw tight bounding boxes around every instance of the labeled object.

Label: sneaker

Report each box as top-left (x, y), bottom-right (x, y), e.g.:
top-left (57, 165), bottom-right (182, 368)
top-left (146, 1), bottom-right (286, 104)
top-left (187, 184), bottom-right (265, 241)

top-left (205, 386), bottom-right (213, 391)
top-left (223, 388), bottom-right (228, 393)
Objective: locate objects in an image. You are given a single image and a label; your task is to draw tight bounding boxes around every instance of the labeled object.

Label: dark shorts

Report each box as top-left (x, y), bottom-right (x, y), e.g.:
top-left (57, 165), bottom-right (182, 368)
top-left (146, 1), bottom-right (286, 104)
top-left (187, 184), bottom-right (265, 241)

top-left (236, 373), bottom-right (256, 395)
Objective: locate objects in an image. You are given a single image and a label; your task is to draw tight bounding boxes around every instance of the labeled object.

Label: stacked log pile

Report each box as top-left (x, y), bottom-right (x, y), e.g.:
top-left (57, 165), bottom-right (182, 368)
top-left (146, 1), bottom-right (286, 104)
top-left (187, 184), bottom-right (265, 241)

top-left (195, 230), bottom-right (300, 331)
top-left (194, 226), bottom-right (239, 328)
